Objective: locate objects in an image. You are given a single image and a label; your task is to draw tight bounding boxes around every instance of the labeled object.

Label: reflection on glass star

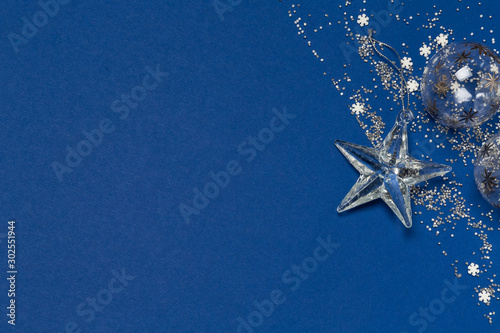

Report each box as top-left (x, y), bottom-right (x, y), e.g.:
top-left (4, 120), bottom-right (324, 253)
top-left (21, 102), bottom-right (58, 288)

top-left (335, 110), bottom-right (452, 228)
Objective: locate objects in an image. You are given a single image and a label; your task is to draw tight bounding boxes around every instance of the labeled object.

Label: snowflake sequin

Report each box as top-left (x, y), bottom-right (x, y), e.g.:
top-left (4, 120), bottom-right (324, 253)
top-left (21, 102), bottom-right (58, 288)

top-left (350, 102), bottom-right (365, 115)
top-left (401, 57), bottom-right (413, 70)
top-left (450, 81), bottom-right (460, 93)
top-left (407, 79), bottom-right (419, 92)
top-left (436, 33), bottom-right (449, 47)
top-left (468, 263), bottom-right (480, 277)
top-left (491, 63), bottom-right (499, 74)
top-left (479, 290), bottom-right (491, 304)
top-left (357, 14), bottom-right (369, 27)
top-left (420, 44), bottom-right (432, 57)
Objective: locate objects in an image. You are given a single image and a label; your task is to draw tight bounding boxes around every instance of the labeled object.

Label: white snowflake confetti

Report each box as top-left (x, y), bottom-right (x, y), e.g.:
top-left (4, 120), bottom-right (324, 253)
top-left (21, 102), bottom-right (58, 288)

top-left (479, 290), bottom-right (491, 303)
top-left (401, 57), bottom-right (413, 70)
top-left (357, 14), bottom-right (369, 27)
top-left (436, 33), bottom-right (449, 47)
top-left (420, 44), bottom-right (431, 57)
top-left (468, 263), bottom-right (480, 277)
top-left (450, 81), bottom-right (460, 93)
top-left (407, 79), bottom-right (419, 92)
top-left (491, 63), bottom-right (499, 74)
top-left (350, 102), bottom-right (365, 115)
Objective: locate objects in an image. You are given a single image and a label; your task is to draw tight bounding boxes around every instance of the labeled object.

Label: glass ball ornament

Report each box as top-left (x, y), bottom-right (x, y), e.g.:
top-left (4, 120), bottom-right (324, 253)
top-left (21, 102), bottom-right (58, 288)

top-left (421, 42), bottom-right (500, 129)
top-left (474, 134), bottom-right (500, 208)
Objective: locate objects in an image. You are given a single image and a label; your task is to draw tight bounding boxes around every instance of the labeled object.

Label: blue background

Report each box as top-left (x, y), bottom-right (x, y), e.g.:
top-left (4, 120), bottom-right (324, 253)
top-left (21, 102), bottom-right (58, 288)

top-left (0, 0), bottom-right (499, 332)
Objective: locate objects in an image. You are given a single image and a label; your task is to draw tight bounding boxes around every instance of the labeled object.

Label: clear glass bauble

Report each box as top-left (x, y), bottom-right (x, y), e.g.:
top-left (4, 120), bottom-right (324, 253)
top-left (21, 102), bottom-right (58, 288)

top-left (421, 42), bottom-right (500, 129)
top-left (474, 134), bottom-right (500, 208)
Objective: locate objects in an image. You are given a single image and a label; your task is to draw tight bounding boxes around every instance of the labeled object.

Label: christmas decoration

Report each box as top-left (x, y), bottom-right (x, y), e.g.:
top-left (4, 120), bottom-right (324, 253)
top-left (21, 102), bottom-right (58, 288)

top-left (336, 31), bottom-right (452, 228)
top-left (421, 42), bottom-right (500, 128)
top-left (475, 134), bottom-right (500, 208)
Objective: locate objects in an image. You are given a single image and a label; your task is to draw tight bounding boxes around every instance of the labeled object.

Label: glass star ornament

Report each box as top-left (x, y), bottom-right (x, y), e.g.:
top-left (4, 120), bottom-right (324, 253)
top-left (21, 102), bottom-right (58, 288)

top-left (335, 109), bottom-right (452, 228)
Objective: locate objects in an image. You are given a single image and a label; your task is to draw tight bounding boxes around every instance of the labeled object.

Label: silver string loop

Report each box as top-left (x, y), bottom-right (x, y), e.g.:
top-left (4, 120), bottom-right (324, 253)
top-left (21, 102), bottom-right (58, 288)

top-left (366, 29), bottom-right (411, 111)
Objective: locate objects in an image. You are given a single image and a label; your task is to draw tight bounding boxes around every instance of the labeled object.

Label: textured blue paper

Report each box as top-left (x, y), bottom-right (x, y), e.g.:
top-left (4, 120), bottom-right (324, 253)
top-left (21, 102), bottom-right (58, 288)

top-left (0, 1), bottom-right (499, 332)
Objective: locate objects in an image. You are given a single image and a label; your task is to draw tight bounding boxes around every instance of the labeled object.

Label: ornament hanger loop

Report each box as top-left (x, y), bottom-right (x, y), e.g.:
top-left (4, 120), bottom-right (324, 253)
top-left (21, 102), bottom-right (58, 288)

top-left (367, 29), bottom-right (411, 111)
